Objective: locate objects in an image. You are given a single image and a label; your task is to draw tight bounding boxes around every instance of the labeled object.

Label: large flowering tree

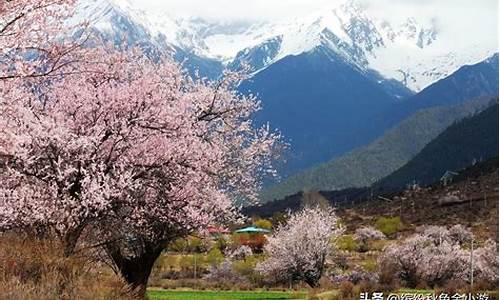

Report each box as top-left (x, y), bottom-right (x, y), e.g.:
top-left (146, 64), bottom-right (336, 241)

top-left (0, 2), bottom-right (283, 297)
top-left (256, 206), bottom-right (343, 287)
top-left (0, 46), bottom-right (282, 295)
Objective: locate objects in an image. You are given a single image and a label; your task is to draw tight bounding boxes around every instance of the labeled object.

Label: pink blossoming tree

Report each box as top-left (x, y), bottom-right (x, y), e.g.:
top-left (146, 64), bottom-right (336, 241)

top-left (0, 46), bottom-right (283, 295)
top-left (1, 4), bottom-right (283, 294)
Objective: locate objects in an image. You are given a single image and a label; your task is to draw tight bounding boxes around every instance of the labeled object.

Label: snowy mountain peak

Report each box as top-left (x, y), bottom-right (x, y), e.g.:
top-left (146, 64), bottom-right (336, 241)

top-left (75, 0), bottom-right (496, 92)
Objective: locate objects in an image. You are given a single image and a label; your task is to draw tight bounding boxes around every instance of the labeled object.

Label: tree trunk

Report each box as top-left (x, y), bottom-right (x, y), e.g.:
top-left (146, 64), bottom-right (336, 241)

top-left (106, 240), bottom-right (165, 299)
top-left (62, 226), bottom-right (84, 257)
top-left (57, 225), bottom-right (86, 299)
top-left (304, 276), bottom-right (319, 288)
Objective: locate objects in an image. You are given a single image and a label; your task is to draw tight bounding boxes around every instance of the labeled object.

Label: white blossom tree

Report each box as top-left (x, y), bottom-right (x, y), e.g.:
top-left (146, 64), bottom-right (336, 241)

top-left (354, 226), bottom-right (386, 251)
top-left (474, 239), bottom-right (499, 284)
top-left (256, 206), bottom-right (343, 287)
top-left (379, 225), bottom-right (498, 288)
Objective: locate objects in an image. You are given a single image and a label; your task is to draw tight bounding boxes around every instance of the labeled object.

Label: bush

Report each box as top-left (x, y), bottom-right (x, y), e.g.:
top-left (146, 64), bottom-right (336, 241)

top-left (368, 239), bottom-right (389, 252)
top-left (361, 259), bottom-right (377, 273)
top-left (375, 217), bottom-right (403, 236)
top-left (204, 259), bottom-right (248, 287)
top-left (331, 252), bottom-right (349, 270)
top-left (214, 236), bottom-right (229, 252)
top-left (436, 279), bottom-right (469, 295)
top-left (232, 255), bottom-right (264, 285)
top-left (206, 247), bottom-right (224, 267)
top-left (474, 239), bottom-right (499, 285)
top-left (332, 267), bottom-right (378, 285)
top-left (227, 245), bottom-right (253, 260)
top-left (448, 224), bottom-right (473, 244)
top-left (377, 258), bottom-right (399, 287)
top-left (354, 226), bottom-right (386, 252)
top-left (377, 229), bottom-right (485, 289)
top-left (168, 236), bottom-right (206, 253)
top-left (340, 281), bottom-right (355, 299)
top-left (253, 219), bottom-right (273, 230)
top-left (336, 235), bottom-right (358, 252)
top-left (178, 254), bottom-right (207, 278)
top-left (355, 226), bottom-right (386, 243)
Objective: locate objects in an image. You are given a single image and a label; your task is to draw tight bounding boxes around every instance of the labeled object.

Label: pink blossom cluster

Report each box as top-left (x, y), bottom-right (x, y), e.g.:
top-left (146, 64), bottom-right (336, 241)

top-left (0, 0), bottom-right (89, 81)
top-left (256, 206), bottom-right (343, 287)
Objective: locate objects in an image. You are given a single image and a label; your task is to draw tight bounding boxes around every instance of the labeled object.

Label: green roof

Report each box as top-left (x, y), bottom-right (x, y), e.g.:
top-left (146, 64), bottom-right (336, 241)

top-left (234, 226), bottom-right (271, 233)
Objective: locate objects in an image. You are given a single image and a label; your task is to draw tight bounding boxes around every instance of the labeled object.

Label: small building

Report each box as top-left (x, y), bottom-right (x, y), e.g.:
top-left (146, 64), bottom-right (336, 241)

top-left (440, 170), bottom-right (459, 186)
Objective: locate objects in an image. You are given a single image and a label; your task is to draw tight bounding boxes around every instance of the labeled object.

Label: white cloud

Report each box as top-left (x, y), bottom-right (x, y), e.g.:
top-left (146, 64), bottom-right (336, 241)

top-left (127, 0), bottom-right (498, 49)
top-left (359, 0), bottom-right (498, 49)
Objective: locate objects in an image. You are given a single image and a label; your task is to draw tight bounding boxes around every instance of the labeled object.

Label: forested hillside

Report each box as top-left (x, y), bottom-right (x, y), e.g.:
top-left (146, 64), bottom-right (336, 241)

top-left (376, 102), bottom-right (499, 188)
top-left (261, 96), bottom-right (495, 201)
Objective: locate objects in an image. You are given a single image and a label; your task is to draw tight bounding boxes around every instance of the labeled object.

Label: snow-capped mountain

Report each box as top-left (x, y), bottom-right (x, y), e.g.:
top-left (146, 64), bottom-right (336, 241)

top-left (75, 0), bottom-right (496, 92)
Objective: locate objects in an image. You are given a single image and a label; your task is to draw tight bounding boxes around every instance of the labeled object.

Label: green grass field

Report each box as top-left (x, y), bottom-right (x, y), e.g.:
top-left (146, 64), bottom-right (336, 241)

top-left (147, 289), bottom-right (307, 300)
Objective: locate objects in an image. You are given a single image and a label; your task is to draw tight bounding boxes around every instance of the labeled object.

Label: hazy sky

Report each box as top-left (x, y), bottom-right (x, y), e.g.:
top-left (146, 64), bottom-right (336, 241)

top-left (132, 0), bottom-right (497, 24)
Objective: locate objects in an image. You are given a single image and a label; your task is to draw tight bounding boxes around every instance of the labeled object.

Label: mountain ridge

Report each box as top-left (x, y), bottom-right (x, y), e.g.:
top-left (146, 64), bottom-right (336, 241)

top-left (74, 0), bottom-right (496, 91)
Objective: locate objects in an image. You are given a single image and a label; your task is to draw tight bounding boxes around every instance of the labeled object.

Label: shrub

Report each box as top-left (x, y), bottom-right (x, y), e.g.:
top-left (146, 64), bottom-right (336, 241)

top-left (331, 251), bottom-right (349, 270)
top-left (436, 279), bottom-right (469, 295)
top-left (168, 237), bottom-right (189, 252)
top-left (336, 235), bottom-right (358, 252)
top-left (253, 219), bottom-right (273, 230)
top-left (375, 217), bottom-right (403, 236)
top-left (332, 267), bottom-right (378, 285)
top-left (178, 254), bottom-right (207, 278)
top-left (227, 245), bottom-right (253, 260)
top-left (448, 224), bottom-right (474, 245)
top-left (214, 235), bottom-right (229, 252)
top-left (475, 239), bottom-right (499, 285)
top-left (377, 259), bottom-right (400, 290)
top-left (355, 226), bottom-right (386, 252)
top-left (232, 255), bottom-right (263, 285)
top-left (355, 226), bottom-right (386, 243)
top-left (368, 239), bottom-right (389, 252)
top-left (204, 259), bottom-right (247, 287)
top-left (340, 281), bottom-right (355, 299)
top-left (361, 259), bottom-right (378, 273)
top-left (355, 280), bottom-right (383, 294)
top-left (378, 229), bottom-right (481, 288)
top-left (206, 247), bottom-right (224, 267)
top-left (416, 225), bottom-right (452, 245)
top-left (169, 236), bottom-right (206, 253)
